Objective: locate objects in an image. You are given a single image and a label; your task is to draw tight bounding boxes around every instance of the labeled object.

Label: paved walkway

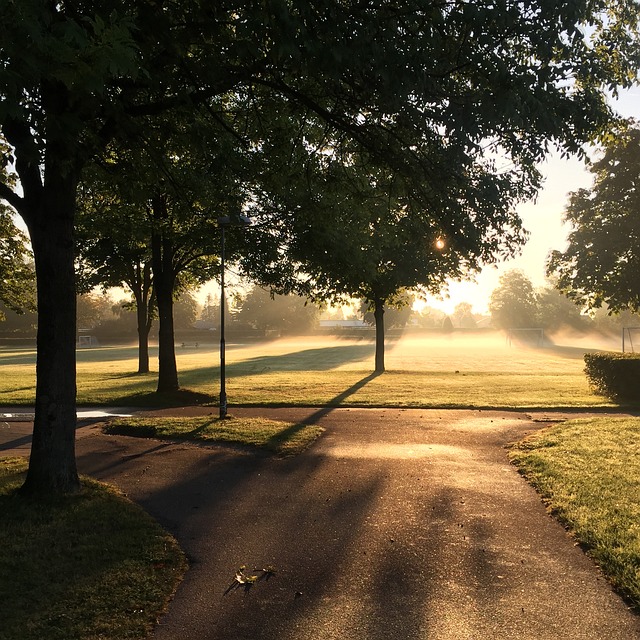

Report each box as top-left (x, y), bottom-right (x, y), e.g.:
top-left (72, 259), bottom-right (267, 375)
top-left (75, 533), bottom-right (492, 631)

top-left (48, 409), bottom-right (640, 640)
top-left (3, 407), bottom-right (639, 638)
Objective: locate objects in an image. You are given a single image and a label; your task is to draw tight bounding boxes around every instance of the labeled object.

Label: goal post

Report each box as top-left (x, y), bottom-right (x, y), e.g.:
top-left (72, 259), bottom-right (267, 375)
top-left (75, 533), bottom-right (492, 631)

top-left (506, 327), bottom-right (545, 348)
top-left (77, 334), bottom-right (99, 348)
top-left (621, 327), bottom-right (640, 353)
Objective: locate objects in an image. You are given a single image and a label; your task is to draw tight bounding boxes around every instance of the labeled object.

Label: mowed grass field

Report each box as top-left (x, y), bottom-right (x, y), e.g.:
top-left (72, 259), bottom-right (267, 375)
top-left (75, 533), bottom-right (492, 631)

top-left (0, 332), bottom-right (622, 408)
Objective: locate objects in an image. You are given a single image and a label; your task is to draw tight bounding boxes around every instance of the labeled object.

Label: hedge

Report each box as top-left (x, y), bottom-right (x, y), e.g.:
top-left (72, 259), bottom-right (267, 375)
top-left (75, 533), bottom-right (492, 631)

top-left (584, 352), bottom-right (640, 401)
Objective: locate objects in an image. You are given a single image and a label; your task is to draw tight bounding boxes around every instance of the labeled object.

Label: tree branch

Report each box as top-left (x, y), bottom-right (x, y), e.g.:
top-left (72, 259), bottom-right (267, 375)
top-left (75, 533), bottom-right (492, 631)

top-left (0, 180), bottom-right (24, 212)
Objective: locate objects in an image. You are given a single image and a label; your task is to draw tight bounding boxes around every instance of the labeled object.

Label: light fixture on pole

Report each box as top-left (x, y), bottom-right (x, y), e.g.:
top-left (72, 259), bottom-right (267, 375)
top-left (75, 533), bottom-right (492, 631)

top-left (217, 214), bottom-right (251, 419)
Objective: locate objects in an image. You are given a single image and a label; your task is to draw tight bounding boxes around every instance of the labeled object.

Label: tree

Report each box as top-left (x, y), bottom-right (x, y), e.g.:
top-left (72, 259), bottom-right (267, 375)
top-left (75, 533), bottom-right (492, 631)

top-left (0, 2), bottom-right (638, 494)
top-left (547, 124), bottom-right (640, 314)
top-left (0, 212), bottom-right (34, 319)
top-left (77, 107), bottom-right (245, 389)
top-left (77, 292), bottom-right (113, 330)
top-left (0, 137), bottom-right (33, 317)
top-left (536, 284), bottom-right (589, 332)
top-left (489, 270), bottom-right (539, 330)
top-left (0, 301), bottom-right (37, 334)
top-left (199, 293), bottom-right (219, 329)
top-left (360, 292), bottom-right (414, 331)
top-left (173, 291), bottom-right (200, 332)
top-left (453, 302), bottom-right (478, 329)
top-left (76, 166), bottom-right (157, 374)
top-left (236, 287), bottom-right (319, 334)
top-left (238, 5), bottom-right (640, 371)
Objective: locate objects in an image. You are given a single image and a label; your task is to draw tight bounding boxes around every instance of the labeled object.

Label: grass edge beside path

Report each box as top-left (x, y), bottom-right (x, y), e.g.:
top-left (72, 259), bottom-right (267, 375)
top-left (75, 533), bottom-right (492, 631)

top-left (0, 458), bottom-right (188, 640)
top-left (509, 417), bottom-right (640, 612)
top-left (104, 415), bottom-right (325, 456)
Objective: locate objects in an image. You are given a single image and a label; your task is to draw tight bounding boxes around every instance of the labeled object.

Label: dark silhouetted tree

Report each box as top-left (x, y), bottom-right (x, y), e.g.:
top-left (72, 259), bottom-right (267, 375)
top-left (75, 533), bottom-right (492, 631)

top-left (548, 124), bottom-right (640, 315)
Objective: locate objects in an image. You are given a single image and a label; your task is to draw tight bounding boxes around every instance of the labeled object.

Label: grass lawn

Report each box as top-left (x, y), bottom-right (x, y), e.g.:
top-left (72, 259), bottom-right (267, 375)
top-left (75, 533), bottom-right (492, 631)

top-left (105, 415), bottom-right (324, 456)
top-left (0, 334), bottom-right (621, 408)
top-left (2, 334), bottom-right (639, 636)
top-left (510, 417), bottom-right (640, 611)
top-left (0, 458), bottom-right (187, 640)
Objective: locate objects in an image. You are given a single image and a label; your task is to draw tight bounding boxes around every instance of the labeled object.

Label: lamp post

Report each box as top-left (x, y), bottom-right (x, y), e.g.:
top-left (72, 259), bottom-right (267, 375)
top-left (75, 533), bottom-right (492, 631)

top-left (217, 214), bottom-right (251, 419)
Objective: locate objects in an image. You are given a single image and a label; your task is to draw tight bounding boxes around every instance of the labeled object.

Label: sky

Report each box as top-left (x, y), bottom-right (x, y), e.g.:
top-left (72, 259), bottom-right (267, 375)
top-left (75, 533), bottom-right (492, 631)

top-left (424, 87), bottom-right (640, 316)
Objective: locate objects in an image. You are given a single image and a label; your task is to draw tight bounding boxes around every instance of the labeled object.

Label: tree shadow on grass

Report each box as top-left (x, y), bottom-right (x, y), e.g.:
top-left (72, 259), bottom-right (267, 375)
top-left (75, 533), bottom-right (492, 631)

top-left (223, 343), bottom-right (378, 376)
top-left (0, 473), bottom-right (184, 640)
top-left (265, 371), bottom-right (384, 445)
top-left (87, 341), bottom-right (391, 408)
top-left (104, 388), bottom-right (214, 409)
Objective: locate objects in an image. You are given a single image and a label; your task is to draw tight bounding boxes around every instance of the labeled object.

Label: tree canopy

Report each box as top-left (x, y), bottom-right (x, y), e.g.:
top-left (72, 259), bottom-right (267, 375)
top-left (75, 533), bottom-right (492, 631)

top-left (489, 270), bottom-right (539, 330)
top-left (0, 211), bottom-right (34, 319)
top-left (547, 124), bottom-right (640, 314)
top-left (1, 0), bottom-right (639, 494)
top-left (0, 138), bottom-right (33, 318)
top-left (236, 286), bottom-right (320, 334)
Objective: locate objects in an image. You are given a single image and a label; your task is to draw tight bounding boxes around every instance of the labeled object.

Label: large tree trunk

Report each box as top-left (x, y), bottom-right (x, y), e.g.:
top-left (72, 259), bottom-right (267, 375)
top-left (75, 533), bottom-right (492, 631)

top-left (151, 196), bottom-right (179, 393)
top-left (374, 297), bottom-right (385, 373)
top-left (154, 271), bottom-right (178, 392)
top-left (136, 302), bottom-right (151, 374)
top-left (20, 172), bottom-right (80, 495)
top-left (132, 262), bottom-right (153, 374)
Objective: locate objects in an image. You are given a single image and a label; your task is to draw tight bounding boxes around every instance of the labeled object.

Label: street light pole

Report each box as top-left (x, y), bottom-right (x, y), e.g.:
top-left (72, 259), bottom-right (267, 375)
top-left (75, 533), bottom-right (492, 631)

top-left (219, 221), bottom-right (227, 419)
top-left (217, 214), bottom-right (251, 419)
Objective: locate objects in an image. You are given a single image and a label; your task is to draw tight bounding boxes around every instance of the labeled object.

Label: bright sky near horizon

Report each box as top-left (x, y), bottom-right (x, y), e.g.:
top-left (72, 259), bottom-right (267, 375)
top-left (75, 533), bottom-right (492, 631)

top-left (426, 87), bottom-right (640, 316)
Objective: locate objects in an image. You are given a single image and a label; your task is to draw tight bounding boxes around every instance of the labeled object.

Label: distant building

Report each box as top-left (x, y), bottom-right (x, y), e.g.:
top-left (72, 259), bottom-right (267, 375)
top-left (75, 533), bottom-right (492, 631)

top-left (319, 319), bottom-right (368, 329)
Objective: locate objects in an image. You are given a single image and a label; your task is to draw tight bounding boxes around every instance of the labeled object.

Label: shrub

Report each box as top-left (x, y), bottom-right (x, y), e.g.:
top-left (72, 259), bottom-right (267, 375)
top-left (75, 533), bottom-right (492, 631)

top-left (584, 352), bottom-right (640, 401)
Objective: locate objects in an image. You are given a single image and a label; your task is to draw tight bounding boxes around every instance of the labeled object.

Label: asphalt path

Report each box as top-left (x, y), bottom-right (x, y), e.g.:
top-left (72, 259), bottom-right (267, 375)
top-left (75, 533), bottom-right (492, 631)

top-left (3, 407), bottom-right (639, 639)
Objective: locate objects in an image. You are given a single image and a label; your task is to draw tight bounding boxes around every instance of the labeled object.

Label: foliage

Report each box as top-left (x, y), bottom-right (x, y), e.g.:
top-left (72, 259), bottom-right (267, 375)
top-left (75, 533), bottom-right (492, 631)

top-left (0, 459), bottom-right (186, 640)
top-left (360, 292), bottom-right (414, 329)
top-left (510, 417), bottom-right (640, 609)
top-left (0, 137), bottom-right (34, 318)
top-left (548, 125), bottom-right (640, 314)
top-left (452, 302), bottom-right (478, 329)
top-left (0, 211), bottom-right (34, 319)
top-left (0, 301), bottom-right (37, 334)
top-left (239, 2), bottom-right (640, 368)
top-left (535, 285), bottom-right (590, 332)
top-left (441, 316), bottom-right (455, 332)
top-left (236, 286), bottom-right (320, 334)
top-left (75, 113), bottom-right (244, 381)
top-left (1, 0), bottom-right (639, 493)
top-left (414, 306), bottom-right (447, 328)
top-left (199, 293), bottom-right (219, 328)
top-left (584, 352), bottom-right (640, 400)
top-left (591, 306), bottom-right (640, 333)
top-left (173, 291), bottom-right (200, 331)
top-left (489, 270), bottom-right (540, 329)
top-left (76, 292), bottom-right (113, 330)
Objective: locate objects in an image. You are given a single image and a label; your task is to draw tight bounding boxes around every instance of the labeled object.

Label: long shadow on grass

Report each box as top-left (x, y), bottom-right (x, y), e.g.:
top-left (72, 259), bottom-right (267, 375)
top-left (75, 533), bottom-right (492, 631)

top-left (262, 371), bottom-right (382, 449)
top-left (220, 343), bottom-right (378, 376)
top-left (102, 343), bottom-right (380, 406)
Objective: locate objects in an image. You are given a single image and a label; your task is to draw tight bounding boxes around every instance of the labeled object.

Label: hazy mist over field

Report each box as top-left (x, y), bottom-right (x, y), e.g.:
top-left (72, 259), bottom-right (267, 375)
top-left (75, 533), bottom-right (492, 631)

top-left (202, 329), bottom-right (624, 374)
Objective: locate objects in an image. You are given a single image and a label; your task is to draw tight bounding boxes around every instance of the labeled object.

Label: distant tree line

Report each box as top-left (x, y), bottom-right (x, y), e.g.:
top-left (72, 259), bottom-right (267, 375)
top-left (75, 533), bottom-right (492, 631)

top-left (488, 269), bottom-right (640, 334)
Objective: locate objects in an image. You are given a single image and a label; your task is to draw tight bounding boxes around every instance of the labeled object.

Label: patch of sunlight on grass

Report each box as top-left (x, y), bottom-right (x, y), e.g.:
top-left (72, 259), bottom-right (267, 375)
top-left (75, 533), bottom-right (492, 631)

top-left (0, 334), bottom-right (622, 409)
top-left (510, 417), bottom-right (640, 610)
top-left (105, 416), bottom-right (324, 456)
